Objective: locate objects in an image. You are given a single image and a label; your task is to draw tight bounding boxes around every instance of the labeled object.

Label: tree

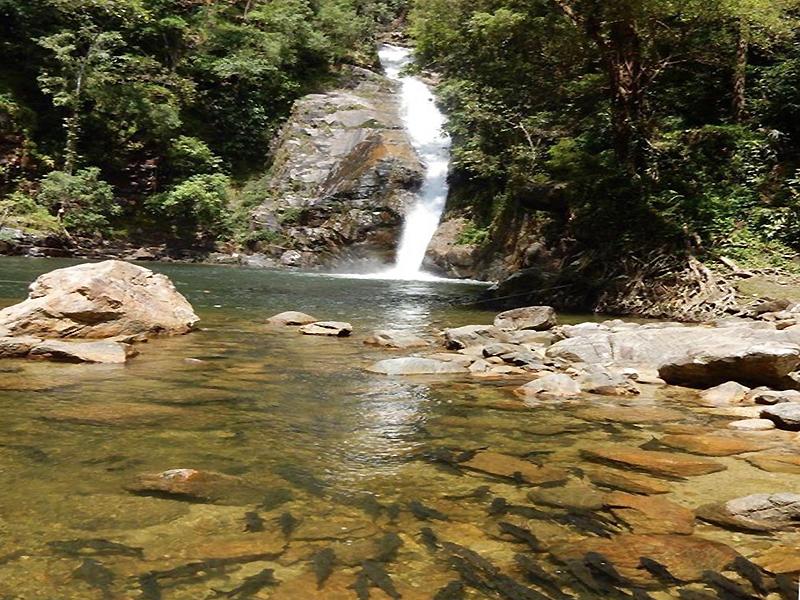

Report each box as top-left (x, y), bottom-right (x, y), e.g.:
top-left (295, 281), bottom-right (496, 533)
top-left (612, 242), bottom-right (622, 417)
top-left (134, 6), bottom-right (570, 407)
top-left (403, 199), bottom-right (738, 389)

top-left (37, 27), bottom-right (123, 174)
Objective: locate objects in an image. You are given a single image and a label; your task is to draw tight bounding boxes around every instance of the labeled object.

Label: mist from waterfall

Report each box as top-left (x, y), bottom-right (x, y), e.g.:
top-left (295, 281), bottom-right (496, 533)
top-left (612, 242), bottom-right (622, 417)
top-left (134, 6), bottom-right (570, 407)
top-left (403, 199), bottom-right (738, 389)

top-left (379, 44), bottom-right (451, 280)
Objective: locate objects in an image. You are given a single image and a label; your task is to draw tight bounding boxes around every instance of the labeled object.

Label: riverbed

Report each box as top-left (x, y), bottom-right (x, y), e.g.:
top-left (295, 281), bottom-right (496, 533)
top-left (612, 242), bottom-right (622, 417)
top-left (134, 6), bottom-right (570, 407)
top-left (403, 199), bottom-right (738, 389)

top-left (0, 258), bottom-right (797, 599)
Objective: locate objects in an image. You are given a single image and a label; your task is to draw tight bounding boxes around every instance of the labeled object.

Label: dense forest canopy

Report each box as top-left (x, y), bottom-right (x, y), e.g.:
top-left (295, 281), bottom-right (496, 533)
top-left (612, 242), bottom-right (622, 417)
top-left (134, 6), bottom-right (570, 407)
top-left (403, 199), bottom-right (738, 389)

top-left (2, 0), bottom-right (800, 276)
top-left (0, 0), bottom-right (406, 242)
top-left (412, 0), bottom-right (800, 270)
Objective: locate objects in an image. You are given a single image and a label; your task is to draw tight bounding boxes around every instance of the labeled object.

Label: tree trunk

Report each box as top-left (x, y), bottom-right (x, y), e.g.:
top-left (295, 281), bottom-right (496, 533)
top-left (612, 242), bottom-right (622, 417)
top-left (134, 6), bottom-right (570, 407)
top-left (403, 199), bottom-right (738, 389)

top-left (606, 18), bottom-right (646, 175)
top-left (732, 19), bottom-right (749, 123)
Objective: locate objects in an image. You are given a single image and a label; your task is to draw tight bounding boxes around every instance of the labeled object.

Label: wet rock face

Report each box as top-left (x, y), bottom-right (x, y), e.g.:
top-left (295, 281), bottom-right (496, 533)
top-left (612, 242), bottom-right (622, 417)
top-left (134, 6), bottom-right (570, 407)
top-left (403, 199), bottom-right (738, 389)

top-left (0, 260), bottom-right (198, 339)
top-left (250, 66), bottom-right (424, 268)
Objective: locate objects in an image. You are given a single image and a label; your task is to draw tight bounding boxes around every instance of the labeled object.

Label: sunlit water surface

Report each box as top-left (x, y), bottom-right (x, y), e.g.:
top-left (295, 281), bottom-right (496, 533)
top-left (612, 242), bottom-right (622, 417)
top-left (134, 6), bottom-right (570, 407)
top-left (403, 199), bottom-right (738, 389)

top-left (0, 258), bottom-right (797, 599)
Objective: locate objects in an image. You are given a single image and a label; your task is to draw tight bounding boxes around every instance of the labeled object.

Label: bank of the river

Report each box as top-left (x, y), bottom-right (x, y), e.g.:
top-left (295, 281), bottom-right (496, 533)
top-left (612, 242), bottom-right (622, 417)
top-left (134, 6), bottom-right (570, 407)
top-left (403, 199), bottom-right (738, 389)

top-left (0, 257), bottom-right (799, 599)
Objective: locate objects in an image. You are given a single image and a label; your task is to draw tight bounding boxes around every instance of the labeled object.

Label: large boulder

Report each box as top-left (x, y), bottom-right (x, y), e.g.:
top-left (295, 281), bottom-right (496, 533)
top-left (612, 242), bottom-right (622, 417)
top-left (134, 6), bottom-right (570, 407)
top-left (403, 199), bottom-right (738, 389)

top-left (659, 342), bottom-right (800, 389)
top-left (249, 66), bottom-right (424, 268)
top-left (0, 260), bottom-right (198, 339)
top-left (546, 324), bottom-right (800, 389)
top-left (761, 403), bottom-right (800, 430)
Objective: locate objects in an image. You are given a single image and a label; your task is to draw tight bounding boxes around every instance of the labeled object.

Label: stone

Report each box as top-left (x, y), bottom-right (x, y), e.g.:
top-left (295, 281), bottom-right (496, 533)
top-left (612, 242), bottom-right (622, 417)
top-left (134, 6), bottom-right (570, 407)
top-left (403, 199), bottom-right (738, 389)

top-left (604, 491), bottom-right (695, 535)
top-left (366, 357), bottom-right (467, 375)
top-left (461, 451), bottom-right (568, 486)
top-left (363, 330), bottom-right (429, 349)
top-left (574, 405), bottom-right (684, 424)
top-left (443, 324), bottom-right (507, 350)
top-left (493, 306), bottom-right (557, 331)
top-left (578, 366), bottom-right (639, 396)
top-left (547, 325), bottom-right (800, 388)
top-left (124, 468), bottom-right (261, 505)
top-left (249, 66), bottom-right (425, 269)
top-left (0, 335), bottom-right (40, 358)
top-left (582, 445), bottom-right (726, 478)
top-left (514, 374), bottom-right (581, 400)
top-left (299, 321), bottom-right (352, 337)
top-left (585, 468), bottom-right (670, 495)
top-left (728, 418), bottom-right (776, 431)
top-left (527, 482), bottom-right (608, 511)
top-left (660, 342), bottom-right (800, 389)
top-left (266, 311), bottom-right (318, 326)
top-left (698, 493), bottom-right (800, 531)
top-left (28, 339), bottom-right (134, 364)
top-left (761, 403), bottom-right (800, 430)
top-left (508, 330), bottom-right (556, 345)
top-left (747, 453), bottom-right (800, 473)
top-left (748, 388), bottom-right (800, 405)
top-left (551, 534), bottom-right (738, 586)
top-left (481, 343), bottom-right (522, 358)
top-left (0, 260), bottom-right (198, 338)
top-left (697, 381), bottom-right (750, 407)
top-left (754, 545), bottom-right (800, 575)
top-left (656, 433), bottom-right (770, 456)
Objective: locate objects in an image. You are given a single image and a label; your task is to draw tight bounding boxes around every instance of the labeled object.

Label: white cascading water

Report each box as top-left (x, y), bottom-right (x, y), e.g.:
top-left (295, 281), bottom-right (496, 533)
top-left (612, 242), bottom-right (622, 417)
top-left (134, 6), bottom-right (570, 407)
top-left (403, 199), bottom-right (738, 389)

top-left (379, 44), bottom-right (451, 280)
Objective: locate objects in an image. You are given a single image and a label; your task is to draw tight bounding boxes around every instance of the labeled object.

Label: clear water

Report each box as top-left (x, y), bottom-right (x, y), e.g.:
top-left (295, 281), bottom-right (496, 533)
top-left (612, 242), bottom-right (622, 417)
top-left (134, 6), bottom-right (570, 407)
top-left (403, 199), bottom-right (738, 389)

top-left (0, 257), bottom-right (798, 599)
top-left (378, 44), bottom-right (452, 280)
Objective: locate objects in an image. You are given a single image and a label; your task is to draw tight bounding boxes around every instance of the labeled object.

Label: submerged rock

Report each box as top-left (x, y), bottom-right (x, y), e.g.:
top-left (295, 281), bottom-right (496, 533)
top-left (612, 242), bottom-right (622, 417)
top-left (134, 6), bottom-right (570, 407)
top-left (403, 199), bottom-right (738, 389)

top-left (266, 311), bottom-right (318, 326)
top-left (552, 534), bottom-right (738, 586)
top-left (0, 260), bottom-right (198, 339)
top-left (585, 468), bottom-right (671, 495)
top-left (604, 491), bottom-right (695, 535)
top-left (364, 330), bottom-right (429, 349)
top-left (493, 306), bottom-right (557, 332)
top-left (747, 453), bottom-right (800, 473)
top-left (461, 450), bottom-right (568, 485)
top-left (366, 357), bottom-right (467, 375)
top-left (125, 468), bottom-right (261, 505)
top-left (582, 445), bottom-right (726, 478)
top-left (656, 433), bottom-right (770, 456)
top-left (299, 321), bottom-right (352, 337)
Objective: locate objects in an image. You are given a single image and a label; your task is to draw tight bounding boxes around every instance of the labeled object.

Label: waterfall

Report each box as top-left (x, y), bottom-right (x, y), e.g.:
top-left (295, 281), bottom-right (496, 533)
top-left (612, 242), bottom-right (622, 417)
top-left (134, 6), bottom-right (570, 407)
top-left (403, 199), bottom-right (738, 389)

top-left (379, 44), bottom-right (451, 280)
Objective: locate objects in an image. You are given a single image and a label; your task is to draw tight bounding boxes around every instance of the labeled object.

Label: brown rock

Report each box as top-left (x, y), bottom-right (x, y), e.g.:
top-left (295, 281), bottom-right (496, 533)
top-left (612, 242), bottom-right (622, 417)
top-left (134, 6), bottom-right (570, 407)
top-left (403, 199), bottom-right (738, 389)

top-left (125, 468), bottom-right (261, 505)
top-left (462, 451), bottom-right (568, 486)
top-left (299, 321), bottom-right (352, 337)
top-left (697, 381), bottom-right (750, 407)
top-left (585, 468), bottom-right (671, 495)
top-left (0, 335), bottom-right (40, 358)
top-left (605, 491), bottom-right (694, 534)
top-left (746, 453), bottom-right (800, 474)
top-left (697, 493), bottom-right (800, 532)
top-left (527, 482), bottom-right (608, 511)
top-left (266, 311), bottom-right (317, 326)
top-left (551, 534), bottom-right (738, 586)
top-left (657, 433), bottom-right (770, 456)
top-left (754, 545), bottom-right (800, 574)
top-left (574, 405), bottom-right (684, 424)
top-left (581, 445), bottom-right (726, 478)
top-left (28, 339), bottom-right (135, 364)
top-left (0, 260), bottom-right (198, 339)
top-left (515, 374), bottom-right (581, 400)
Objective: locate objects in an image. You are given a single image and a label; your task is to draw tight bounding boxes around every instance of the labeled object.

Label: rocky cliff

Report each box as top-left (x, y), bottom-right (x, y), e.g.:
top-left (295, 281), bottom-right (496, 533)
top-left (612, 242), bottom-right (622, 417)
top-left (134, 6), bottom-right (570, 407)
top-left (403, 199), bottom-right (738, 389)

top-left (248, 66), bottom-right (424, 269)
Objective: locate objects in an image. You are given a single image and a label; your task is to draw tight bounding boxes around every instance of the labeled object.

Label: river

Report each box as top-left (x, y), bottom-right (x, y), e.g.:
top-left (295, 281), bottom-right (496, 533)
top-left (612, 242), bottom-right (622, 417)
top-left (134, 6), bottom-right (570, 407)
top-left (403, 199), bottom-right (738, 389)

top-left (0, 257), bottom-right (797, 599)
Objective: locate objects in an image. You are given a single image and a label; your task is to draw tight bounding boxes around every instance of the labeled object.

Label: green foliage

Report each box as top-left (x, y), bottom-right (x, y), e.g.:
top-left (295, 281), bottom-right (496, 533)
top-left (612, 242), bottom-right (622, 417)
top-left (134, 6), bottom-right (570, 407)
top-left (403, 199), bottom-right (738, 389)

top-left (0, 191), bottom-right (60, 233)
top-left (37, 167), bottom-right (118, 235)
top-left (166, 136), bottom-right (223, 180)
top-left (411, 0), bottom-right (800, 268)
top-left (456, 223), bottom-right (489, 246)
top-left (147, 173), bottom-right (232, 239)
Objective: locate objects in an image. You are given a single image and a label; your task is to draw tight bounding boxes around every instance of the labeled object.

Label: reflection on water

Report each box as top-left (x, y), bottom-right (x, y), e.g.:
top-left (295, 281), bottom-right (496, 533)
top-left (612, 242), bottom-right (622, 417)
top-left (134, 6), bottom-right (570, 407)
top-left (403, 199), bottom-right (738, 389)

top-left (0, 257), bottom-right (798, 599)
